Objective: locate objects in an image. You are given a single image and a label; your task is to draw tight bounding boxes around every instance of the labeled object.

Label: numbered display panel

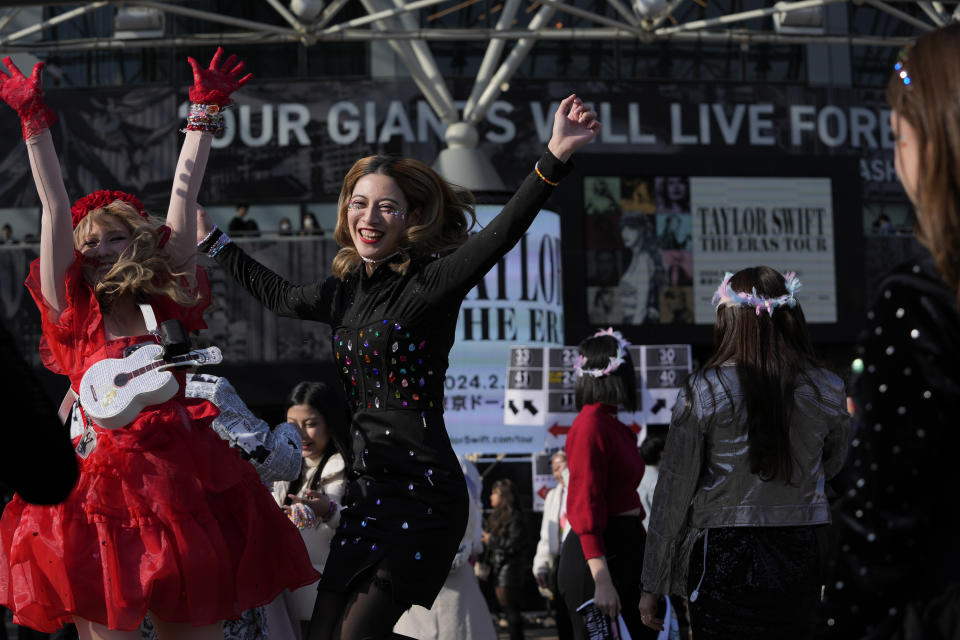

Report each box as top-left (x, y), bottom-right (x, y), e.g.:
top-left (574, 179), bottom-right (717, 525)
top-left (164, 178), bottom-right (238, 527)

top-left (504, 344), bottom-right (692, 443)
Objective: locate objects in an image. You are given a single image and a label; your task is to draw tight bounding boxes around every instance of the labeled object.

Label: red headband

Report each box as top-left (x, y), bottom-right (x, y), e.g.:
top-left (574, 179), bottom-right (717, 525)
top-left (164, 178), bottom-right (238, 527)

top-left (71, 190), bottom-right (147, 228)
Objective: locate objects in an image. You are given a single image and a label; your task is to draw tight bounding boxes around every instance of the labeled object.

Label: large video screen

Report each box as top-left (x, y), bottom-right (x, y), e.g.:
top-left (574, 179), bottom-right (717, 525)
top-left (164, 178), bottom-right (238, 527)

top-left (583, 175), bottom-right (837, 326)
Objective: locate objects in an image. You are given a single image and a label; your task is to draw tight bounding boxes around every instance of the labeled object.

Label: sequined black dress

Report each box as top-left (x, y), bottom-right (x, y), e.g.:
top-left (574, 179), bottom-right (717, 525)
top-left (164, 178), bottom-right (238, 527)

top-left (211, 150), bottom-right (570, 607)
top-left (820, 251), bottom-right (960, 639)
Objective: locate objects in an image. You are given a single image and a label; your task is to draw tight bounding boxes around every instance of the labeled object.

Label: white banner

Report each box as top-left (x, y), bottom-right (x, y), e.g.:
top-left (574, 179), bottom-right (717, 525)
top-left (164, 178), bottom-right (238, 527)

top-left (690, 177), bottom-right (837, 323)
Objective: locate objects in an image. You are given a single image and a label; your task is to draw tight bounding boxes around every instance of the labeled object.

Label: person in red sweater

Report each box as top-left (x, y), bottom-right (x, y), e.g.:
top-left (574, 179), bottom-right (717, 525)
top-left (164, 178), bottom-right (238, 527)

top-left (557, 328), bottom-right (657, 640)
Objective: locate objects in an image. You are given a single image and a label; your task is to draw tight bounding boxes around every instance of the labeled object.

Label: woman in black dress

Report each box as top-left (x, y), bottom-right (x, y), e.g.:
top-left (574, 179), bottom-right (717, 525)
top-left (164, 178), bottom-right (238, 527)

top-left (197, 95), bottom-right (599, 640)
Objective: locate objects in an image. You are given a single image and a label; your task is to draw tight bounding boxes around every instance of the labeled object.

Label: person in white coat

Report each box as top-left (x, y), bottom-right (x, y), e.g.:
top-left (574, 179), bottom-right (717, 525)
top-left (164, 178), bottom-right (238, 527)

top-left (393, 456), bottom-right (497, 640)
top-left (269, 381), bottom-right (348, 639)
top-left (532, 451), bottom-right (572, 640)
top-left (637, 435), bottom-right (665, 532)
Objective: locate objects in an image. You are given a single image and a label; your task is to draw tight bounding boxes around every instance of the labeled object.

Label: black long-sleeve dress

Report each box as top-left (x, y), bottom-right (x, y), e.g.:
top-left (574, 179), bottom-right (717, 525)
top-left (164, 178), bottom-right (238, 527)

top-left (210, 149), bottom-right (570, 607)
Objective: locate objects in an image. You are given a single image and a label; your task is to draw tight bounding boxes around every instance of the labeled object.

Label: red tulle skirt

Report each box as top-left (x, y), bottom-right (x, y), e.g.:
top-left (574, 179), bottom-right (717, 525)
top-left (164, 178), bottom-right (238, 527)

top-left (0, 396), bottom-right (320, 632)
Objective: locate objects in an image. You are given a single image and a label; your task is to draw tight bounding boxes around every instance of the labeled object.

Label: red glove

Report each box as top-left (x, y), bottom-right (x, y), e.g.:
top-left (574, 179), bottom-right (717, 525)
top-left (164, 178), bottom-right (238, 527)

top-left (187, 47), bottom-right (253, 107)
top-left (0, 57), bottom-right (57, 140)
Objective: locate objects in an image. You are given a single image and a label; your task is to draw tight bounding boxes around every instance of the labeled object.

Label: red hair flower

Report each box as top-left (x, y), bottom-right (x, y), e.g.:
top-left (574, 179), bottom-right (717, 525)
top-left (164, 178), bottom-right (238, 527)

top-left (71, 190), bottom-right (147, 228)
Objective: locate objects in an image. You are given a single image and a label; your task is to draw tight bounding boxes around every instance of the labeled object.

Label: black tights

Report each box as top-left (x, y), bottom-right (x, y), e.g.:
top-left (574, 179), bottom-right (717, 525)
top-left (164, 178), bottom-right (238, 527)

top-left (305, 567), bottom-right (414, 640)
top-left (495, 585), bottom-right (525, 640)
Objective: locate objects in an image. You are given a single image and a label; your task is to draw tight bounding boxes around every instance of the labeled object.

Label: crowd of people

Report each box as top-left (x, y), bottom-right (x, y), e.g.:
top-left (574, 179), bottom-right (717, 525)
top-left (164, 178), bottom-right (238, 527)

top-left (0, 19), bottom-right (957, 640)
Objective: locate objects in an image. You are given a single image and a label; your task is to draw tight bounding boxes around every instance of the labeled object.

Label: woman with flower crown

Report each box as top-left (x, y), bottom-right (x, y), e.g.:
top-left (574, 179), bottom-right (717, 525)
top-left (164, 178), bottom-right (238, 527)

top-left (556, 327), bottom-right (657, 640)
top-left (0, 50), bottom-right (318, 639)
top-left (636, 266), bottom-right (850, 639)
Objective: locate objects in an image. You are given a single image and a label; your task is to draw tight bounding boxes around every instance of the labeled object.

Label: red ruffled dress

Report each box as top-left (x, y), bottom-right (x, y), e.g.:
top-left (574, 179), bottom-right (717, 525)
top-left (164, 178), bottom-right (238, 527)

top-left (0, 256), bottom-right (320, 632)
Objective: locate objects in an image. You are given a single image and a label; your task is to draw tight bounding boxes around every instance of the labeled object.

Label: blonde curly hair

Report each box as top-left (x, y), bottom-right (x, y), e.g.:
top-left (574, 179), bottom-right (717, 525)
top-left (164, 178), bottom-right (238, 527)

top-left (332, 156), bottom-right (477, 280)
top-left (73, 200), bottom-right (198, 310)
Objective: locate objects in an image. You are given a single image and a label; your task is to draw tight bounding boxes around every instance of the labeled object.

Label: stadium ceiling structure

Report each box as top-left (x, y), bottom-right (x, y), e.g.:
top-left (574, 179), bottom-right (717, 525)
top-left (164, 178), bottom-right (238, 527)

top-left (1, 0), bottom-right (955, 188)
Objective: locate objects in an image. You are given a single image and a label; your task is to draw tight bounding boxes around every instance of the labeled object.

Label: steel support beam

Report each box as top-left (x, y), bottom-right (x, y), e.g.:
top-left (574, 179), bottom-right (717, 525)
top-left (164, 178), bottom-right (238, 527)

top-left (315, 0), bottom-right (353, 29)
top-left (465, 2), bottom-right (558, 126)
top-left (320, 0), bottom-right (454, 35)
top-left (0, 8), bottom-right (23, 34)
top-left (463, 0), bottom-right (522, 121)
top-left (916, 1), bottom-right (946, 26)
top-left (0, 2), bottom-right (108, 46)
top-left (387, 0), bottom-right (458, 120)
top-left (127, 0), bottom-right (299, 36)
top-left (265, 0), bottom-right (308, 32)
top-left (536, 0), bottom-right (647, 35)
top-left (360, 0), bottom-right (458, 122)
top-left (862, 0), bottom-right (936, 31)
top-left (656, 0), bottom-right (847, 35)
top-left (605, 0), bottom-right (642, 27)
top-left (0, 28), bottom-right (922, 53)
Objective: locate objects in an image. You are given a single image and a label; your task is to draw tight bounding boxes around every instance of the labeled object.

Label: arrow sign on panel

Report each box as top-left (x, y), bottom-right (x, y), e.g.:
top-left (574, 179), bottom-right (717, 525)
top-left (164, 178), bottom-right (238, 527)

top-left (548, 423), bottom-right (571, 437)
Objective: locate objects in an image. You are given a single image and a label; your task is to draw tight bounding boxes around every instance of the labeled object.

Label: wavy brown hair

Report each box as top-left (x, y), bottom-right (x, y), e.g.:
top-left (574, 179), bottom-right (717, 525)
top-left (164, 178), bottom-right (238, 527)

top-left (485, 478), bottom-right (522, 537)
top-left (73, 201), bottom-right (197, 310)
top-left (332, 156), bottom-right (477, 280)
top-left (686, 266), bottom-right (822, 484)
top-left (887, 23), bottom-right (960, 308)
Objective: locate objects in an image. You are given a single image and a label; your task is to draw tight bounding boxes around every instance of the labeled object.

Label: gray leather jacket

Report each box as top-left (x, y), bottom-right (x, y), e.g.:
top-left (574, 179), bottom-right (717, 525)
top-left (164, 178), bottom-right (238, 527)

top-left (640, 364), bottom-right (850, 596)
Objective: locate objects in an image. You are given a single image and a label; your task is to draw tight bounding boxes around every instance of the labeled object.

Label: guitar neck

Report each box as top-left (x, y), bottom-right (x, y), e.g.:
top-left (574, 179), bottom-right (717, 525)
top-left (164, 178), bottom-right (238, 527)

top-left (124, 351), bottom-right (210, 381)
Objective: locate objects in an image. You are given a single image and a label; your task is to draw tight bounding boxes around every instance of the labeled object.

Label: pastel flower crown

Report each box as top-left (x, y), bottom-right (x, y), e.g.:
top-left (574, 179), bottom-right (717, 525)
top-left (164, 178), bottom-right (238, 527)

top-left (574, 327), bottom-right (632, 378)
top-left (711, 271), bottom-right (802, 317)
top-left (71, 190), bottom-right (147, 228)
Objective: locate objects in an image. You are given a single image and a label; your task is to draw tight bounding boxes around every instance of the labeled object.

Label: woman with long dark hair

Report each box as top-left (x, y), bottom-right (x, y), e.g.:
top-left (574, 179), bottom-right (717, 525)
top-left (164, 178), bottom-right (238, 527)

top-left (482, 478), bottom-right (527, 640)
top-left (557, 328), bottom-right (657, 640)
top-left (638, 266), bottom-right (850, 639)
top-left (820, 23), bottom-right (960, 638)
top-left (271, 381), bottom-right (348, 636)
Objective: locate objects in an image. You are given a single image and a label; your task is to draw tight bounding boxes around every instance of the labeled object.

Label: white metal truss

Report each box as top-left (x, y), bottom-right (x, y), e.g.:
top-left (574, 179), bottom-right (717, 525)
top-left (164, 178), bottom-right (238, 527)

top-left (1, 0), bottom-right (955, 51)
top-left (0, 0), bottom-right (955, 187)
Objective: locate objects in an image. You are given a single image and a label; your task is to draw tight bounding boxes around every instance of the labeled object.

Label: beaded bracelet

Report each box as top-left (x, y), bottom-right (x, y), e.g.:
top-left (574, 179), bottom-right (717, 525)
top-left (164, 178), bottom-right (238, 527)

top-left (199, 228), bottom-right (232, 258)
top-left (535, 161), bottom-right (560, 187)
top-left (182, 103), bottom-right (226, 134)
top-left (321, 499), bottom-right (338, 522)
top-left (288, 502), bottom-right (318, 530)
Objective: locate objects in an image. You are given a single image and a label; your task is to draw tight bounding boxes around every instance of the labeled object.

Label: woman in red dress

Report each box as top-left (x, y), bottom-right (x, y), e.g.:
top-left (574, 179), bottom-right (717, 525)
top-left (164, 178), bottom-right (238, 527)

top-left (0, 50), bottom-right (318, 639)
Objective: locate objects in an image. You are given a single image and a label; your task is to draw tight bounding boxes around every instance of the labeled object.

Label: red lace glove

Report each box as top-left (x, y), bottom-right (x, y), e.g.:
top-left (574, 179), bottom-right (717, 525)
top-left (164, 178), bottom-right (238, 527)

top-left (187, 47), bottom-right (253, 107)
top-left (0, 57), bottom-right (57, 140)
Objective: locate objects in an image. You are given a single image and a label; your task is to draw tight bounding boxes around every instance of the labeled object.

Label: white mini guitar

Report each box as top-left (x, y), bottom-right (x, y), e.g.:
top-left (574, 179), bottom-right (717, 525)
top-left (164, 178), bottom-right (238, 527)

top-left (78, 344), bottom-right (222, 430)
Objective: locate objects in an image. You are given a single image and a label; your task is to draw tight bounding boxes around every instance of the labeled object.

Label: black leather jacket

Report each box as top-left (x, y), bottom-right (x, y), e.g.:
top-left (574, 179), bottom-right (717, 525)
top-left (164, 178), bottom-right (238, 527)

top-left (485, 511), bottom-right (527, 587)
top-left (641, 364), bottom-right (850, 595)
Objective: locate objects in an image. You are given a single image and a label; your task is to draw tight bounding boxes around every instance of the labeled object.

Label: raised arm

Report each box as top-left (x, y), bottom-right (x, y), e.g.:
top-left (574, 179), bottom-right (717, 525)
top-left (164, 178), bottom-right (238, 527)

top-left (0, 58), bottom-right (72, 317)
top-left (423, 94), bottom-right (600, 300)
top-left (196, 209), bottom-right (336, 322)
top-left (165, 47), bottom-right (252, 279)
